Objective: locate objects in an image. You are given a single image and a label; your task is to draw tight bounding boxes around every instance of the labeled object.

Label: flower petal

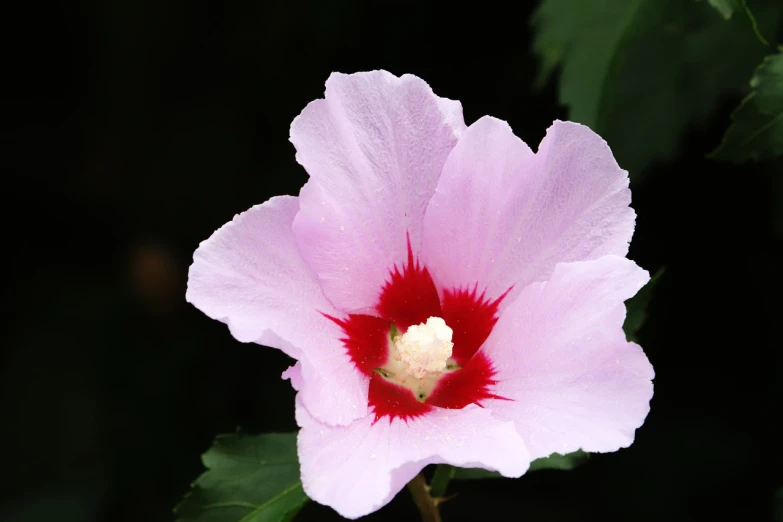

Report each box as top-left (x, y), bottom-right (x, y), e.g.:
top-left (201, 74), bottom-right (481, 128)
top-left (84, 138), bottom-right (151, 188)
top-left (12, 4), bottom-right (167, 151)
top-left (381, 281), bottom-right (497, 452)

top-left (482, 255), bottom-right (654, 459)
top-left (422, 117), bottom-right (635, 301)
top-left (296, 397), bottom-right (529, 519)
top-left (281, 363), bottom-right (303, 391)
top-left (290, 70), bottom-right (466, 313)
top-left (186, 196), bottom-right (368, 425)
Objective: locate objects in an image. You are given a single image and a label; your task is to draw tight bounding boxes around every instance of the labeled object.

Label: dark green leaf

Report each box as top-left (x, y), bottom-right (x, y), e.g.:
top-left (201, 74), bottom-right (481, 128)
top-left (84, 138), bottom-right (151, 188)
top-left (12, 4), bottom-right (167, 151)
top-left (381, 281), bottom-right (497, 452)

top-left (532, 0), bottom-right (777, 178)
top-left (452, 467), bottom-right (502, 480)
top-left (707, 0), bottom-right (741, 19)
top-left (453, 450), bottom-right (590, 480)
top-left (528, 450), bottom-right (591, 471)
top-left (624, 267), bottom-right (665, 343)
top-left (710, 48), bottom-right (783, 162)
top-left (174, 432), bottom-right (308, 522)
top-left (705, 0), bottom-right (768, 44)
top-left (532, 0), bottom-right (648, 127)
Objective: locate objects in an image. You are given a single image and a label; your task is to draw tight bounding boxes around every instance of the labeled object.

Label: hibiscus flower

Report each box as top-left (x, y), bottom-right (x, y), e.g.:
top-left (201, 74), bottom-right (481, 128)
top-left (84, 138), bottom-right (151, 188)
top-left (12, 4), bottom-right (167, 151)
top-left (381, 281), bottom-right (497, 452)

top-left (187, 70), bottom-right (654, 519)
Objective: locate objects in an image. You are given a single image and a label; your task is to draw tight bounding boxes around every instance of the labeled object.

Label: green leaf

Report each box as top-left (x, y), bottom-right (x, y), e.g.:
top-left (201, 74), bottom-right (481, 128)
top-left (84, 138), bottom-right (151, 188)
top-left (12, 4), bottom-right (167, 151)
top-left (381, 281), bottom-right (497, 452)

top-left (528, 450), bottom-right (591, 471)
top-left (532, 0), bottom-right (648, 128)
top-left (705, 0), bottom-right (768, 44)
top-left (624, 267), bottom-right (665, 343)
top-left (452, 467), bottom-right (502, 480)
top-left (174, 432), bottom-right (308, 522)
top-left (707, 0), bottom-right (741, 19)
top-left (709, 48), bottom-right (783, 163)
top-left (453, 450), bottom-right (590, 480)
top-left (532, 0), bottom-right (777, 179)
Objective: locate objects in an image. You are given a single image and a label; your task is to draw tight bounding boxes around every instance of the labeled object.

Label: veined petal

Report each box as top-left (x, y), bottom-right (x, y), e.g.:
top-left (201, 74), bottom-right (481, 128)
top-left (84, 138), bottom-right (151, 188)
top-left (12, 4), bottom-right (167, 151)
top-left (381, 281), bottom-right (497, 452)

top-left (423, 117), bottom-right (635, 302)
top-left (186, 196), bottom-right (368, 425)
top-left (295, 397), bottom-right (529, 519)
top-left (482, 256), bottom-right (654, 459)
top-left (291, 70), bottom-right (466, 314)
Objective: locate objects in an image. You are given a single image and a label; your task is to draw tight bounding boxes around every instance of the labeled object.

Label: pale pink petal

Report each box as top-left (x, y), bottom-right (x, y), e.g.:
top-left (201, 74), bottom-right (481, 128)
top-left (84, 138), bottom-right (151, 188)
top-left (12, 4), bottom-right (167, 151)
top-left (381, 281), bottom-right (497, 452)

top-left (296, 398), bottom-right (529, 519)
top-left (281, 363), bottom-right (302, 391)
top-left (290, 70), bottom-right (466, 313)
top-left (422, 118), bottom-right (635, 300)
top-left (482, 255), bottom-right (654, 459)
top-left (186, 196), bottom-right (368, 426)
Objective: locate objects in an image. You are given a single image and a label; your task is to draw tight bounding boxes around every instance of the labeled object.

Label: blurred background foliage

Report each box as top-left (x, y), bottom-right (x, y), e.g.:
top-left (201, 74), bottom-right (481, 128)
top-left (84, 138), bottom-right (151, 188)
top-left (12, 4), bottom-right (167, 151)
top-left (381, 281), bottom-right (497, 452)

top-left (3, 0), bottom-right (781, 521)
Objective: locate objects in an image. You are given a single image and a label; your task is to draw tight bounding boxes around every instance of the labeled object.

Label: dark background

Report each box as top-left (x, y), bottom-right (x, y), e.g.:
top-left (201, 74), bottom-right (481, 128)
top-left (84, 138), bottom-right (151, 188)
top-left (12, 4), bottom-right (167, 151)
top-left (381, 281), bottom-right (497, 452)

top-left (4, 1), bottom-right (781, 521)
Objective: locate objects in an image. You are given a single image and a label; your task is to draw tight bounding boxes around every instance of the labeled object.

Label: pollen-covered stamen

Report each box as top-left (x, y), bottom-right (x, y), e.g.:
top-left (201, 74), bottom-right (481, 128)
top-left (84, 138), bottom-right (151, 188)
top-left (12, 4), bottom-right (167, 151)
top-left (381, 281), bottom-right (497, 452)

top-left (375, 317), bottom-right (457, 402)
top-left (393, 317), bottom-right (454, 378)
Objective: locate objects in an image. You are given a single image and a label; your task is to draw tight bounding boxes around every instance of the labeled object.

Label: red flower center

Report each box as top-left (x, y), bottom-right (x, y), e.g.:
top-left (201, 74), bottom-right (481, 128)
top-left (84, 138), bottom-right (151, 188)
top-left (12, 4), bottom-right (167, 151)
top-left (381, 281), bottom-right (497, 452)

top-left (326, 242), bottom-right (509, 422)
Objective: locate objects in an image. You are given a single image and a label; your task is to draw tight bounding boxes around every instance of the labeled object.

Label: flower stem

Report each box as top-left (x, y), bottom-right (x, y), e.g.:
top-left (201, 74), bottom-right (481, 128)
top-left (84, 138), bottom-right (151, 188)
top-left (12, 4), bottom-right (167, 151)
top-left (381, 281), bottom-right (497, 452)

top-left (406, 474), bottom-right (442, 522)
top-left (429, 464), bottom-right (456, 498)
top-left (407, 465), bottom-right (457, 522)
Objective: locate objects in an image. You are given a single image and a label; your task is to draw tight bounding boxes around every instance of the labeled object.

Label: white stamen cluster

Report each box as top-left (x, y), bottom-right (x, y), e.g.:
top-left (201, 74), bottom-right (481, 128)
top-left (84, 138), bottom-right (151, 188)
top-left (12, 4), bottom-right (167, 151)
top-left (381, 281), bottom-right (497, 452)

top-left (393, 317), bottom-right (454, 379)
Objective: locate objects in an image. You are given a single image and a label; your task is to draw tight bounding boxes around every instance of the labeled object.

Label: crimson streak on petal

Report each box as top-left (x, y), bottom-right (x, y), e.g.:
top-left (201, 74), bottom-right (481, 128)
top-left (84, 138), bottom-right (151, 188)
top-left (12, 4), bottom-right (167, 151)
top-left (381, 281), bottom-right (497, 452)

top-left (368, 374), bottom-right (433, 422)
top-left (441, 286), bottom-right (510, 364)
top-left (426, 351), bottom-right (506, 409)
top-left (323, 313), bottom-right (389, 376)
top-left (375, 239), bottom-right (441, 330)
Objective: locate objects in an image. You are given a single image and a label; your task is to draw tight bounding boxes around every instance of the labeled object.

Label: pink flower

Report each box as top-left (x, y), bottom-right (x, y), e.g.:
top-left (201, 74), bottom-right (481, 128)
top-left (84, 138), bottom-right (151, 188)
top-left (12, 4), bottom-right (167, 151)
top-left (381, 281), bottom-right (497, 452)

top-left (187, 71), bottom-right (654, 519)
